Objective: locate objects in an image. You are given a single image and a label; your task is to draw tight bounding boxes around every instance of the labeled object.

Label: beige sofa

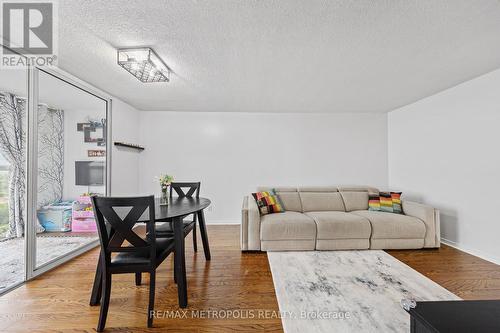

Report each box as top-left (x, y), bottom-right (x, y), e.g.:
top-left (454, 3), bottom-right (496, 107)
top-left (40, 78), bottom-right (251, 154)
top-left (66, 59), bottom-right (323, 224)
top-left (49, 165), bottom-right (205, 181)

top-left (241, 186), bottom-right (440, 251)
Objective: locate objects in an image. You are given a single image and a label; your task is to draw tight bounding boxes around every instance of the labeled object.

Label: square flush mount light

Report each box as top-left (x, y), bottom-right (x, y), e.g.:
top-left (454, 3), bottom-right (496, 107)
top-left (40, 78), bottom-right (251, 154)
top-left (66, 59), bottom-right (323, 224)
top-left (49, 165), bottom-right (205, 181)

top-left (117, 47), bottom-right (171, 83)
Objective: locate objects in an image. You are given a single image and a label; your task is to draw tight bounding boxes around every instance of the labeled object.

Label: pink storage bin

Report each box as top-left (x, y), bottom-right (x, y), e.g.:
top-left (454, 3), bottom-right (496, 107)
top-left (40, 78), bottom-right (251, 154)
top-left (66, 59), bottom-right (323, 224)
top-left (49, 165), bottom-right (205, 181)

top-left (72, 210), bottom-right (94, 219)
top-left (72, 218), bottom-right (97, 232)
top-left (77, 196), bottom-right (92, 204)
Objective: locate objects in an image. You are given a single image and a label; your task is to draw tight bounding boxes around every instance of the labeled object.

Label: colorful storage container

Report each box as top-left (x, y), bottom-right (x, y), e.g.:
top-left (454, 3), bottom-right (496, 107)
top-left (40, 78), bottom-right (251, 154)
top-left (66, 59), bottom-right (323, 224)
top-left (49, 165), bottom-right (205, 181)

top-left (71, 218), bottom-right (97, 232)
top-left (37, 201), bottom-right (73, 232)
top-left (71, 196), bottom-right (97, 232)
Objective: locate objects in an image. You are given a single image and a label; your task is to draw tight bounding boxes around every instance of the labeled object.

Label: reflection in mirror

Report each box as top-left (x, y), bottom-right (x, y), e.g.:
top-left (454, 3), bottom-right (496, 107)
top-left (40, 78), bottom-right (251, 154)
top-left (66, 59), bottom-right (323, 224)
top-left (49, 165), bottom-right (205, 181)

top-left (36, 70), bottom-right (107, 268)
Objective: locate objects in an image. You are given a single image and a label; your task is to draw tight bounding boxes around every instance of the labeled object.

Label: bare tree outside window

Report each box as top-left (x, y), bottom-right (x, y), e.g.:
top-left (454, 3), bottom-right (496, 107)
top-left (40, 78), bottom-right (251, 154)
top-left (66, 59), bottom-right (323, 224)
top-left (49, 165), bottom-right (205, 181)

top-left (0, 93), bottom-right (64, 238)
top-left (0, 93), bottom-right (26, 238)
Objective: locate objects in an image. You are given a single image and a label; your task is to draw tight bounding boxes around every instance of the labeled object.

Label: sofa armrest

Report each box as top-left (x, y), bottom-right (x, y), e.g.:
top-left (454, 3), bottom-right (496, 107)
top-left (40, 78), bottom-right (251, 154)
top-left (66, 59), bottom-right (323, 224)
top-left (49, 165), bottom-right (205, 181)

top-left (402, 200), bottom-right (440, 248)
top-left (241, 195), bottom-right (261, 251)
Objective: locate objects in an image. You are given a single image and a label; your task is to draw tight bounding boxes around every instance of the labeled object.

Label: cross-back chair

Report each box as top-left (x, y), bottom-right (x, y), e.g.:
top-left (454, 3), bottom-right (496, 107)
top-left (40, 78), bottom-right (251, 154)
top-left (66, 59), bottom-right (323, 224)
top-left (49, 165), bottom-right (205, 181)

top-left (156, 182), bottom-right (201, 252)
top-left (90, 195), bottom-right (175, 331)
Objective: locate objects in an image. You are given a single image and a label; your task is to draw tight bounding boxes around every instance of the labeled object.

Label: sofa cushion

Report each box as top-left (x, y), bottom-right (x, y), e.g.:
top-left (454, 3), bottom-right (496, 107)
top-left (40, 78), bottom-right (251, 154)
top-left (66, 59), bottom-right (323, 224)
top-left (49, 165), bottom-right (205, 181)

top-left (338, 186), bottom-right (379, 194)
top-left (298, 187), bottom-right (345, 212)
top-left (276, 191), bottom-right (303, 212)
top-left (257, 187), bottom-right (302, 212)
top-left (299, 186), bottom-right (339, 192)
top-left (260, 211), bottom-right (316, 241)
top-left (305, 211), bottom-right (371, 239)
top-left (339, 191), bottom-right (369, 211)
top-left (351, 210), bottom-right (426, 239)
top-left (316, 239), bottom-right (370, 250)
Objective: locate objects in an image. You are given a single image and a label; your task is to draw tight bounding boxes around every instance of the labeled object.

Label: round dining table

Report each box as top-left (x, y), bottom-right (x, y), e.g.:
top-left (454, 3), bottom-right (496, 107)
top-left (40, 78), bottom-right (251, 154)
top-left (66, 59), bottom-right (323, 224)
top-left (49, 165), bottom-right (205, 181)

top-left (90, 197), bottom-right (211, 308)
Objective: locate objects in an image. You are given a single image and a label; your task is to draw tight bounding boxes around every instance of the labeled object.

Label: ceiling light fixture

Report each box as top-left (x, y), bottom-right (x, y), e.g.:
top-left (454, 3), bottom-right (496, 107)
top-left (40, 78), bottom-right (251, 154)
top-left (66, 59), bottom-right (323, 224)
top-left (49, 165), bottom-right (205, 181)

top-left (117, 47), bottom-right (171, 83)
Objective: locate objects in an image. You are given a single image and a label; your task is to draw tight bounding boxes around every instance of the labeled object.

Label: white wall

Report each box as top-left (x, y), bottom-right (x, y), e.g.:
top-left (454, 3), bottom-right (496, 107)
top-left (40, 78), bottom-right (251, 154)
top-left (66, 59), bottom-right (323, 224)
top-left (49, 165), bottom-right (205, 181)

top-left (388, 68), bottom-right (500, 264)
top-left (110, 98), bottom-right (141, 196)
top-left (139, 112), bottom-right (388, 223)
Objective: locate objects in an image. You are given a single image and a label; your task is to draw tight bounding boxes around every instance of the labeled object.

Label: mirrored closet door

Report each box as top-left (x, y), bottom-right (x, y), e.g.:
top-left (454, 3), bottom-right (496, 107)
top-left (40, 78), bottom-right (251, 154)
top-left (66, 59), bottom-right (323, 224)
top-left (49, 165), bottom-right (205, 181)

top-left (34, 69), bottom-right (108, 269)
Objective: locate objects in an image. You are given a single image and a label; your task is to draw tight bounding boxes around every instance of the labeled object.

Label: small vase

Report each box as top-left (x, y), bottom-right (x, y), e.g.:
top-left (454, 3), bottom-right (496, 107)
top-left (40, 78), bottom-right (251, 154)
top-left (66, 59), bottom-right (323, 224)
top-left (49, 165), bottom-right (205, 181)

top-left (160, 186), bottom-right (169, 205)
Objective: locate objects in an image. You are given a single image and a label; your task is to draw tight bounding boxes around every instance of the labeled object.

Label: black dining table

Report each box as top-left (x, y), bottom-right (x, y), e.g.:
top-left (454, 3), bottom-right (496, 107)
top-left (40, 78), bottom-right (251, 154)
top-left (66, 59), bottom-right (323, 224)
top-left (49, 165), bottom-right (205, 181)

top-left (90, 197), bottom-right (211, 308)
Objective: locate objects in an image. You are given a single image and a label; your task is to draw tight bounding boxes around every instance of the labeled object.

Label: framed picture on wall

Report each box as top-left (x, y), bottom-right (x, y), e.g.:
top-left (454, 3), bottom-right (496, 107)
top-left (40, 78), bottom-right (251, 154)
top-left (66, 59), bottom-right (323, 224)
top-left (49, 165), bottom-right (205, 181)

top-left (78, 119), bottom-right (107, 146)
top-left (88, 150), bottom-right (106, 157)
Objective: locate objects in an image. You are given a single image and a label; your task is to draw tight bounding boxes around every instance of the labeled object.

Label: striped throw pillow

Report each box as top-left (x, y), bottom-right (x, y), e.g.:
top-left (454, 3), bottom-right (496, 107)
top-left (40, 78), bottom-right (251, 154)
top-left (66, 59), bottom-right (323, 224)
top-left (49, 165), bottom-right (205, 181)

top-left (252, 189), bottom-right (285, 215)
top-left (371, 191), bottom-right (403, 214)
top-left (391, 192), bottom-right (402, 214)
top-left (379, 192), bottom-right (394, 213)
top-left (368, 194), bottom-right (381, 211)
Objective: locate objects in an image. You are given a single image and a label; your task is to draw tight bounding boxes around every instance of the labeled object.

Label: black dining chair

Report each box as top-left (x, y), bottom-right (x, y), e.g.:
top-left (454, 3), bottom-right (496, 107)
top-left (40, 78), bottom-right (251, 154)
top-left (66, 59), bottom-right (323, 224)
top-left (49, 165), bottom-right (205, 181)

top-left (156, 182), bottom-right (201, 252)
top-left (91, 195), bottom-right (175, 331)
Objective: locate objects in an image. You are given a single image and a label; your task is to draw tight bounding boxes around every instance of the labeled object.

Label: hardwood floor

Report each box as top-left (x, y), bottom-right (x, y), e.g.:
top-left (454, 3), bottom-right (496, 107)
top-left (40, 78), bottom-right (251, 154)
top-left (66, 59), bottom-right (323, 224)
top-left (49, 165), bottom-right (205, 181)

top-left (0, 225), bottom-right (499, 332)
top-left (387, 245), bottom-right (500, 300)
top-left (0, 226), bottom-right (281, 333)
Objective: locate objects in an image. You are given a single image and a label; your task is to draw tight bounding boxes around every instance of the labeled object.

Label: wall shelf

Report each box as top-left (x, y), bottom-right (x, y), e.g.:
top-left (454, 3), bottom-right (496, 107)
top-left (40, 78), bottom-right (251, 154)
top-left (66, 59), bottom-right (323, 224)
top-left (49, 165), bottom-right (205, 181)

top-left (113, 142), bottom-right (145, 151)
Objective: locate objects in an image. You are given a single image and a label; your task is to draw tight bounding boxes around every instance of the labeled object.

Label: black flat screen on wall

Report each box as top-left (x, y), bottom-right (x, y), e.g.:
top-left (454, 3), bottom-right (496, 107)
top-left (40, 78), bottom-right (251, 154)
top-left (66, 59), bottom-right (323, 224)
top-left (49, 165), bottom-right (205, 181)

top-left (75, 161), bottom-right (105, 186)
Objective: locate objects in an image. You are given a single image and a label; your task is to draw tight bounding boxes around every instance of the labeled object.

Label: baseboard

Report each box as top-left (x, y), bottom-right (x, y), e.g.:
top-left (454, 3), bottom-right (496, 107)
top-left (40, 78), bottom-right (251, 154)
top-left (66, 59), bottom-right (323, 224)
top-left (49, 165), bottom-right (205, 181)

top-left (441, 238), bottom-right (500, 266)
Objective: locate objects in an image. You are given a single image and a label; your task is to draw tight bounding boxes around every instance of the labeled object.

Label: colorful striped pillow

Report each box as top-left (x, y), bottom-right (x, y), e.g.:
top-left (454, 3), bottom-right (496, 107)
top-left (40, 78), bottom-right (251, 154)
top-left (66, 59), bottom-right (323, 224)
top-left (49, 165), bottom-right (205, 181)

top-left (252, 189), bottom-right (285, 215)
top-left (379, 192), bottom-right (394, 213)
top-left (368, 194), bottom-right (381, 211)
top-left (370, 191), bottom-right (403, 214)
top-left (391, 192), bottom-right (402, 214)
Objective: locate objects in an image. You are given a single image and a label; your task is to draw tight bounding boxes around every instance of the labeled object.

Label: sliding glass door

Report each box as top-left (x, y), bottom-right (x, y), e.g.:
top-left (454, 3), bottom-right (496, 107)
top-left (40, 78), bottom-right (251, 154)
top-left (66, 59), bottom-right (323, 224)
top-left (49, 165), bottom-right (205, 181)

top-left (0, 46), bottom-right (28, 293)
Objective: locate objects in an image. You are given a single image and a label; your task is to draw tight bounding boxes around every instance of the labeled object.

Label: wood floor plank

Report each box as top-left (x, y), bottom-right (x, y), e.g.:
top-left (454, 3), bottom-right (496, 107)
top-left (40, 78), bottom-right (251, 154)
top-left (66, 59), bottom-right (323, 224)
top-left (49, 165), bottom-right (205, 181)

top-left (0, 225), bottom-right (499, 332)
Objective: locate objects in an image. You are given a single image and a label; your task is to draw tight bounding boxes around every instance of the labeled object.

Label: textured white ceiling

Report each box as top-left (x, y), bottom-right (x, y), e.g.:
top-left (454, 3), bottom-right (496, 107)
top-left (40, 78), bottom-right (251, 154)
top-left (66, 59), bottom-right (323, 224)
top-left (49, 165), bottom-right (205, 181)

top-left (58, 0), bottom-right (500, 112)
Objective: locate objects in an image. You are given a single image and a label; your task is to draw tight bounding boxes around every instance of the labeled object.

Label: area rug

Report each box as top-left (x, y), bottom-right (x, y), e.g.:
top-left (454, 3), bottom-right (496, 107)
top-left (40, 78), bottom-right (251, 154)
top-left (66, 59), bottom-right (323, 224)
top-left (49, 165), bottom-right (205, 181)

top-left (267, 250), bottom-right (460, 333)
top-left (0, 235), bottom-right (97, 292)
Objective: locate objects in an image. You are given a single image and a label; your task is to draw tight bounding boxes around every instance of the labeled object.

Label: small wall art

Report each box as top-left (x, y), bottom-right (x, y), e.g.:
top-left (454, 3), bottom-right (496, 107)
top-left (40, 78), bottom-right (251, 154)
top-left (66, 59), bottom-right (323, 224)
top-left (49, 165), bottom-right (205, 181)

top-left (88, 150), bottom-right (106, 157)
top-left (77, 119), bottom-right (107, 146)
